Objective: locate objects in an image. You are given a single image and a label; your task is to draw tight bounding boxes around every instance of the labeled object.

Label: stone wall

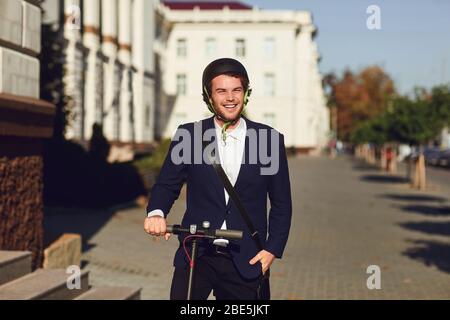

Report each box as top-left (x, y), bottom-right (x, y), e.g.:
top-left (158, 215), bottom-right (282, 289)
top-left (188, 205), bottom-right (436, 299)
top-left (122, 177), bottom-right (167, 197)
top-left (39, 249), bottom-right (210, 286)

top-left (0, 137), bottom-right (45, 269)
top-left (0, 0), bottom-right (55, 269)
top-left (0, 0), bottom-right (41, 98)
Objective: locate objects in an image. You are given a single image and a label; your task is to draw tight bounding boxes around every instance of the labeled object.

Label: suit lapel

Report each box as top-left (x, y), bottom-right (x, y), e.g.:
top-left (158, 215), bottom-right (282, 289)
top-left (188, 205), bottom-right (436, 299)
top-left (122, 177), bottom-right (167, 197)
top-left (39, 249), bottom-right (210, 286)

top-left (234, 116), bottom-right (252, 193)
top-left (202, 117), bottom-right (227, 207)
top-left (202, 116), bottom-right (255, 207)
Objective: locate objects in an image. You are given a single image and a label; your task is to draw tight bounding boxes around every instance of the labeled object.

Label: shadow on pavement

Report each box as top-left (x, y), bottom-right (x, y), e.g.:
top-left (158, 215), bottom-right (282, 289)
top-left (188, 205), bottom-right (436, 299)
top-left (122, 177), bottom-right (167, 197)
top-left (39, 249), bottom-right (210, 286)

top-left (380, 194), bottom-right (448, 203)
top-left (352, 164), bottom-right (380, 172)
top-left (399, 221), bottom-right (450, 237)
top-left (360, 175), bottom-right (408, 184)
top-left (398, 205), bottom-right (450, 217)
top-left (43, 206), bottom-right (122, 255)
top-left (403, 239), bottom-right (450, 274)
top-left (351, 158), bottom-right (380, 171)
top-left (42, 133), bottom-right (149, 257)
top-left (352, 166), bottom-right (380, 172)
top-left (43, 138), bottom-right (148, 209)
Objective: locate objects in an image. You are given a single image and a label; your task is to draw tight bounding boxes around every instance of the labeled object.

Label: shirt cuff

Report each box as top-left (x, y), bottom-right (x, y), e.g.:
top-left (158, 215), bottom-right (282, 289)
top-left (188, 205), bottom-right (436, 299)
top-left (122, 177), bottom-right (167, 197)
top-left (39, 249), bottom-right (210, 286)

top-left (147, 209), bottom-right (164, 218)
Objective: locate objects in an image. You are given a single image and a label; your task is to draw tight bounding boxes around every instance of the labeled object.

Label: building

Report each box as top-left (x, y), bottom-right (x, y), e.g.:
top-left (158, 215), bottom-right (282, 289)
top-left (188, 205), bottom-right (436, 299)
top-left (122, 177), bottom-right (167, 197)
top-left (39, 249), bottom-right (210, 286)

top-left (41, 0), bottom-right (157, 160)
top-left (0, 0), bottom-right (56, 269)
top-left (155, 0), bottom-right (330, 153)
top-left (39, 0), bottom-right (330, 154)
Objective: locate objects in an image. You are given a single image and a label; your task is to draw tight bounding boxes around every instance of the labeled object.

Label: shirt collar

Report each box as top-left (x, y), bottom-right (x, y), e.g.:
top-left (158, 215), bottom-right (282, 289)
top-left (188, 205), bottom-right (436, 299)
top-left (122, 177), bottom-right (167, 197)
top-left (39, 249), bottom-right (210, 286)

top-left (214, 117), bottom-right (247, 141)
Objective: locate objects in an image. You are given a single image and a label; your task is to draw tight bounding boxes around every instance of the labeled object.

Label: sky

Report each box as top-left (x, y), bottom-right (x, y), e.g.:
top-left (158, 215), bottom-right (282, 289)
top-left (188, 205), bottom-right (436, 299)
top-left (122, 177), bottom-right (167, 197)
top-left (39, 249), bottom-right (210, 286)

top-left (242, 0), bottom-right (450, 95)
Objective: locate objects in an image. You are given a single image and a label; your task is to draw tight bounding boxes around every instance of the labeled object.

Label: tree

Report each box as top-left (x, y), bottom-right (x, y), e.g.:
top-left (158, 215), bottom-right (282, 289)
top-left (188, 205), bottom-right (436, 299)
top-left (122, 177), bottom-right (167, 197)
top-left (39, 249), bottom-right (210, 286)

top-left (388, 95), bottom-right (443, 146)
top-left (428, 85), bottom-right (450, 129)
top-left (351, 115), bottom-right (388, 146)
top-left (351, 85), bottom-right (450, 189)
top-left (324, 66), bottom-right (396, 141)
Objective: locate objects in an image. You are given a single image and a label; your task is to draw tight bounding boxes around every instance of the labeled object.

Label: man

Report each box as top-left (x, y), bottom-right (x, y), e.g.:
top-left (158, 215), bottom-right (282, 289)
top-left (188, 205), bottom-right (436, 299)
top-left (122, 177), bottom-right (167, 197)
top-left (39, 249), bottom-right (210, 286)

top-left (144, 58), bottom-right (292, 300)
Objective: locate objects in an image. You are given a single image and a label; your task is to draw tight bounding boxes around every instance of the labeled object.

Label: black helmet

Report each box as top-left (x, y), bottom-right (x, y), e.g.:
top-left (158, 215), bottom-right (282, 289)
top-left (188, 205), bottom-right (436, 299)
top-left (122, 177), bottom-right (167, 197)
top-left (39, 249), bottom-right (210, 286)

top-left (202, 58), bottom-right (249, 88)
top-left (201, 58), bottom-right (252, 141)
top-left (202, 58), bottom-right (251, 110)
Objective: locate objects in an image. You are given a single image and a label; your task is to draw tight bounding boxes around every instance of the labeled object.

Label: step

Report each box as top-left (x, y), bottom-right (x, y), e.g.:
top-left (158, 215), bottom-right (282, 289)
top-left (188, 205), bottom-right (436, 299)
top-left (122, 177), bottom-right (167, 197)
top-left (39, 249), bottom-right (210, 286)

top-left (74, 286), bottom-right (141, 300)
top-left (0, 251), bottom-right (32, 286)
top-left (0, 268), bottom-right (89, 300)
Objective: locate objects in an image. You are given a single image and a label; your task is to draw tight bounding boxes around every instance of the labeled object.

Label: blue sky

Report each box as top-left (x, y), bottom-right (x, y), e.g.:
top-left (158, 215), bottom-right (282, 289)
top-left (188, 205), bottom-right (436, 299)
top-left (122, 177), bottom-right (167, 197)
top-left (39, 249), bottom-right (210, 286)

top-left (243, 0), bottom-right (450, 95)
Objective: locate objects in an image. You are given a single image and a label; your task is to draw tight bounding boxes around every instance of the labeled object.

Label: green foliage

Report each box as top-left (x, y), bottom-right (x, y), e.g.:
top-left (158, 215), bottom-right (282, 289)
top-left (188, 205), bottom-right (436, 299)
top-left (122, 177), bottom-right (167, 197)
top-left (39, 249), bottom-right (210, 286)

top-left (429, 85), bottom-right (450, 128)
top-left (133, 138), bottom-right (172, 172)
top-left (386, 97), bottom-right (435, 145)
top-left (351, 85), bottom-right (450, 146)
top-left (350, 114), bottom-right (389, 146)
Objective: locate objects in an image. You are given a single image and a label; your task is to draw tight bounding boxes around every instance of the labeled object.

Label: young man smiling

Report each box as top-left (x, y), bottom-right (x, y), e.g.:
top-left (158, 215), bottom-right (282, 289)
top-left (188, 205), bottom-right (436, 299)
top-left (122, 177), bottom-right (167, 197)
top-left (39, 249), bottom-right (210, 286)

top-left (144, 58), bottom-right (292, 300)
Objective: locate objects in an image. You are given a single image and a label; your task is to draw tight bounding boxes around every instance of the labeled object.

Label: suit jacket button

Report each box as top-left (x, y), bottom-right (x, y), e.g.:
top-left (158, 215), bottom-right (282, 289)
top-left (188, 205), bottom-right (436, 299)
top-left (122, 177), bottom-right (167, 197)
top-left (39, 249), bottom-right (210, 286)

top-left (226, 210), bottom-right (231, 215)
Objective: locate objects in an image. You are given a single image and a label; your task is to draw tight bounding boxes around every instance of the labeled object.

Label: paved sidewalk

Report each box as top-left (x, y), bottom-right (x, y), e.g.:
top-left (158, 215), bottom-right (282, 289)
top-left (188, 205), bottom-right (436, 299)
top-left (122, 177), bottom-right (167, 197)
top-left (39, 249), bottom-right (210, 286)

top-left (278, 155), bottom-right (449, 299)
top-left (45, 155), bottom-right (450, 299)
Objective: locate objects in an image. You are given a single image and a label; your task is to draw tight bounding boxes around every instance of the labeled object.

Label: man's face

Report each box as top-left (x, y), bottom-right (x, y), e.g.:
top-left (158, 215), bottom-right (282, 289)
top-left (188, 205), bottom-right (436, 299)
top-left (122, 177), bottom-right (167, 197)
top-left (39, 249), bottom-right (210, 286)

top-left (210, 74), bottom-right (245, 122)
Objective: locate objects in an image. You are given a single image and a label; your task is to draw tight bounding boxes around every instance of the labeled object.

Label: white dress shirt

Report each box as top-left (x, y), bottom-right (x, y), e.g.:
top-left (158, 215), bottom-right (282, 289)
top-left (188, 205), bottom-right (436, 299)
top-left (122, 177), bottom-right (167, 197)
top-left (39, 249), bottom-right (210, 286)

top-left (147, 117), bottom-right (247, 247)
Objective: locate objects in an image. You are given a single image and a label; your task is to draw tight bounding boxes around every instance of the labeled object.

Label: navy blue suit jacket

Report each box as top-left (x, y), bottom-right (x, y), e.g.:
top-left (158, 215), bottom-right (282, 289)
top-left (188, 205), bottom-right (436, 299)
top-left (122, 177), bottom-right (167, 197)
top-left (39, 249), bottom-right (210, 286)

top-left (146, 116), bottom-right (292, 279)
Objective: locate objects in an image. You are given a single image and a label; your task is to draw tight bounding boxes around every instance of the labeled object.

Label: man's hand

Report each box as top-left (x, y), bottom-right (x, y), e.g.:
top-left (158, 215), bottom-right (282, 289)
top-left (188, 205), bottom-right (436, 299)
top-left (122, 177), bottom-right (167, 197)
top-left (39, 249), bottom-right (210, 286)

top-left (144, 216), bottom-right (171, 241)
top-left (249, 250), bottom-right (275, 275)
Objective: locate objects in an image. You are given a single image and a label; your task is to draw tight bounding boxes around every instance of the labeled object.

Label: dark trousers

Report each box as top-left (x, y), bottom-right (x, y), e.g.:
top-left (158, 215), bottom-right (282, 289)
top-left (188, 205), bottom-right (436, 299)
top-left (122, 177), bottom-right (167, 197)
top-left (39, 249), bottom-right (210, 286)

top-left (170, 252), bottom-right (270, 300)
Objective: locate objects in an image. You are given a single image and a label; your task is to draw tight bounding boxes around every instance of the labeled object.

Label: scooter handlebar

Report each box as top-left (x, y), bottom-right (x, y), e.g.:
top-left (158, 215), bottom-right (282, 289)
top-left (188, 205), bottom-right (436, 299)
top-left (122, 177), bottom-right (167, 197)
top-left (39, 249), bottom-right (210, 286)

top-left (214, 229), bottom-right (243, 240)
top-left (166, 224), bottom-right (243, 240)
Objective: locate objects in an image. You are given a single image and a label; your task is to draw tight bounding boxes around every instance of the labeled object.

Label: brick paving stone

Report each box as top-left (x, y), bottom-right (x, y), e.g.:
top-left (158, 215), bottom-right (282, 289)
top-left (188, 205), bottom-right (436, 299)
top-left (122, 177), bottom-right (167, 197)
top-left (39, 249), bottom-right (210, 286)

top-left (45, 155), bottom-right (450, 299)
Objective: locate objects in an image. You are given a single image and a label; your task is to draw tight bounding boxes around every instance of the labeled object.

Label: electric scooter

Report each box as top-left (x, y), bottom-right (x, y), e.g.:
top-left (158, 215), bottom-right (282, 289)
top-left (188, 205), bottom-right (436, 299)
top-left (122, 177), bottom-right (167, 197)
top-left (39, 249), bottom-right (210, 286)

top-left (166, 221), bottom-right (243, 300)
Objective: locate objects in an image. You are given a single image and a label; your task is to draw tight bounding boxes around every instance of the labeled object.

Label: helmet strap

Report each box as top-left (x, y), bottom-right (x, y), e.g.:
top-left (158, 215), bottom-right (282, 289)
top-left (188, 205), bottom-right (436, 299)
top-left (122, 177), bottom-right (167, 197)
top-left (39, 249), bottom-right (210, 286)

top-left (203, 86), bottom-right (249, 143)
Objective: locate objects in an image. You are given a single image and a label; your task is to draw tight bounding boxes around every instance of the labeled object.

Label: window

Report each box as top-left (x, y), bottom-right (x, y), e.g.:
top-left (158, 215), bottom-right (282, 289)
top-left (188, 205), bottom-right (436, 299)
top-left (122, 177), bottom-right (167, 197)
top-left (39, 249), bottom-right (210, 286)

top-left (177, 38), bottom-right (187, 57)
top-left (264, 73), bottom-right (275, 96)
top-left (263, 113), bottom-right (276, 127)
top-left (176, 74), bottom-right (187, 95)
top-left (264, 37), bottom-right (276, 59)
top-left (205, 38), bottom-right (217, 56)
top-left (235, 39), bottom-right (246, 57)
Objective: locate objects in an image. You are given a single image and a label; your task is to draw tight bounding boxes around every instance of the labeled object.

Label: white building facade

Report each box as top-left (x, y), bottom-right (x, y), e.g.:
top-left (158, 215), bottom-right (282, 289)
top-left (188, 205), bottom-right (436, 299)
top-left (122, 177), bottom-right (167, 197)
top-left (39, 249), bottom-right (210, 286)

top-left (0, 0), bottom-right (41, 100)
top-left (41, 0), bottom-right (156, 157)
top-left (156, 1), bottom-right (330, 152)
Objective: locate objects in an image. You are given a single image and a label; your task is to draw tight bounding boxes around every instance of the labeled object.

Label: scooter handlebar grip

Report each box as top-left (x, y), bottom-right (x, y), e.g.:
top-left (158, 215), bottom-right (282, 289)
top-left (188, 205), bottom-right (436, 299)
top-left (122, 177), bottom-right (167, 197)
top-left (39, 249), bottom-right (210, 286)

top-left (214, 229), bottom-right (243, 240)
top-left (166, 225), bottom-right (184, 234)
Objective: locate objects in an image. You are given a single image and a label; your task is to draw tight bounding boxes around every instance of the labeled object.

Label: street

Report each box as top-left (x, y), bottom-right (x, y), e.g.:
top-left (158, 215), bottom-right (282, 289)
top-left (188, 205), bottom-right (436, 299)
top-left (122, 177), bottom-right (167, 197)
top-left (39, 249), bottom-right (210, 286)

top-left (44, 155), bottom-right (450, 299)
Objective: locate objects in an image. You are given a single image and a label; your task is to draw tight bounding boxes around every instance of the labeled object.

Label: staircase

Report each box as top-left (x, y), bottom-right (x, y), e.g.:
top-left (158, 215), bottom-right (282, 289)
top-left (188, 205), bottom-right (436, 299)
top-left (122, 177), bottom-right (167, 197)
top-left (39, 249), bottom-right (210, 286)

top-left (0, 251), bottom-right (141, 300)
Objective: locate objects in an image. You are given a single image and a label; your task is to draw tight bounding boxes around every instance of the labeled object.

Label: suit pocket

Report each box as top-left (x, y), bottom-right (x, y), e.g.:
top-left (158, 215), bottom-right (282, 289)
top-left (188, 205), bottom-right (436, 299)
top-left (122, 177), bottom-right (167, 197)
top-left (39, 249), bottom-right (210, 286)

top-left (256, 269), bottom-right (271, 300)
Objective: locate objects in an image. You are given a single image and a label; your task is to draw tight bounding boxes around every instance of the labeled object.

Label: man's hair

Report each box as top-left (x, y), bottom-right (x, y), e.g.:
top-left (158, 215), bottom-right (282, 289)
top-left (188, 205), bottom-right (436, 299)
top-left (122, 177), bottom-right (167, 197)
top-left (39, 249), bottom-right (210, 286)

top-left (202, 72), bottom-right (252, 106)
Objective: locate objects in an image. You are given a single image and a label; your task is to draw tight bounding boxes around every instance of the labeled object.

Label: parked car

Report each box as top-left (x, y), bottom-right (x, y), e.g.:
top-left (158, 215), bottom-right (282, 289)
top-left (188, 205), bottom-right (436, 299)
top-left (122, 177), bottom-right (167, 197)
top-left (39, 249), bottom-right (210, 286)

top-left (425, 149), bottom-right (444, 166)
top-left (406, 147), bottom-right (440, 162)
top-left (437, 149), bottom-right (450, 167)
